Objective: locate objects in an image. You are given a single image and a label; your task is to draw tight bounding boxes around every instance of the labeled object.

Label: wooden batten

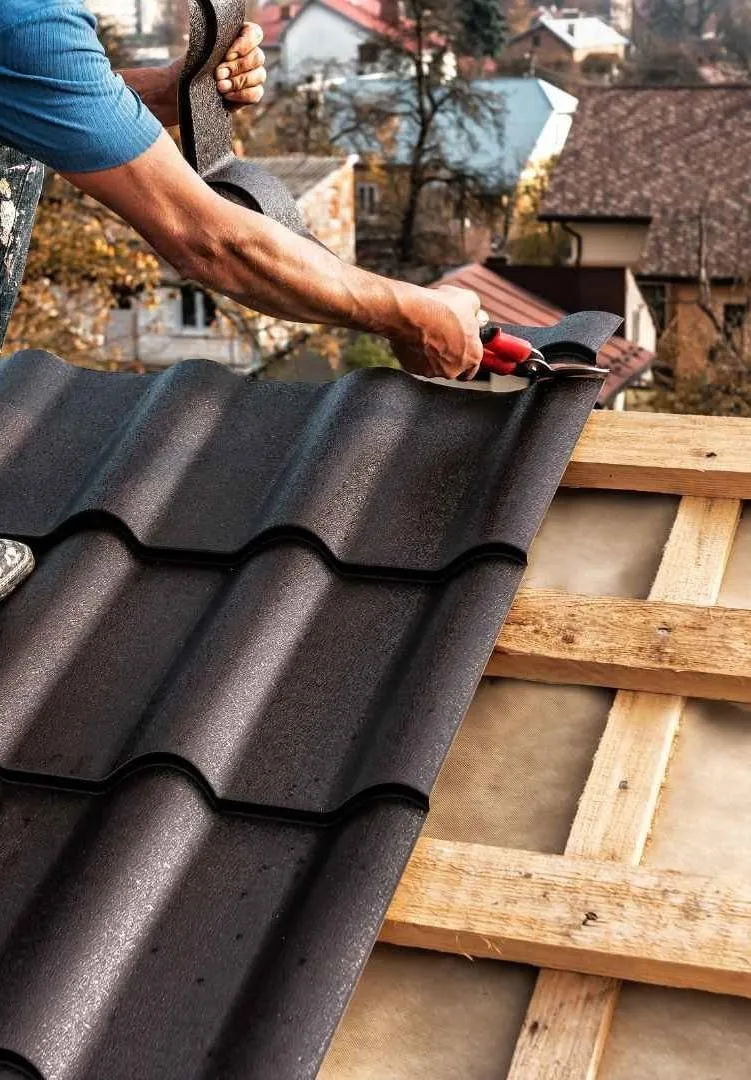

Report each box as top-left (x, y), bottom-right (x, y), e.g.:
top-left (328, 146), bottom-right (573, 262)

top-left (565, 413), bottom-right (751, 498)
top-left (383, 839), bottom-right (751, 999)
top-left (507, 496), bottom-right (740, 1079)
top-left (374, 430), bottom-right (746, 1080)
top-left (488, 590), bottom-right (751, 701)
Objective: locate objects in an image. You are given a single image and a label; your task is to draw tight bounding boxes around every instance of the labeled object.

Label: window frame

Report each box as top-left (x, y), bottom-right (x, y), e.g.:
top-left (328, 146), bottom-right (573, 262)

top-left (356, 181), bottom-right (380, 219)
top-left (178, 284), bottom-right (217, 335)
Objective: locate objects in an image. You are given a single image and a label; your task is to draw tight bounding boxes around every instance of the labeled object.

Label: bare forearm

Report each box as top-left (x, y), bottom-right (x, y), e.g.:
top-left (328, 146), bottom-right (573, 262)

top-left (67, 133), bottom-right (430, 334)
top-left (181, 198), bottom-right (427, 335)
top-left (118, 63), bottom-right (181, 128)
top-left (64, 133), bottom-right (482, 377)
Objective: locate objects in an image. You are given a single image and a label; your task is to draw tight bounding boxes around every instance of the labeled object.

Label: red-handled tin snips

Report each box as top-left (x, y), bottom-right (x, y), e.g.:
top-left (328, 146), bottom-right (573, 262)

top-left (480, 325), bottom-right (608, 382)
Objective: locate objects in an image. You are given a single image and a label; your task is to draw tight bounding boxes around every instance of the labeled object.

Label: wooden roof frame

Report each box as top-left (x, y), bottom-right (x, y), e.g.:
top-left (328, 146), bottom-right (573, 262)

top-left (377, 408), bottom-right (751, 1078)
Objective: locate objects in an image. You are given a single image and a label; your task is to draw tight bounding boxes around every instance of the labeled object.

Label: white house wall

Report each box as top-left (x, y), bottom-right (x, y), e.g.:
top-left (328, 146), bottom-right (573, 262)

top-left (282, 4), bottom-right (370, 78)
top-left (625, 268), bottom-right (657, 353)
top-left (105, 293), bottom-right (258, 373)
top-left (571, 221), bottom-right (650, 267)
top-left (527, 111), bottom-right (574, 171)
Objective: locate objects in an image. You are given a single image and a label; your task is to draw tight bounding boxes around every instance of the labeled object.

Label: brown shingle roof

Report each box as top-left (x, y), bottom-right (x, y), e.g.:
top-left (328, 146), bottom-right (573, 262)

top-left (541, 86), bottom-right (751, 280)
top-left (436, 263), bottom-right (653, 404)
top-left (246, 155), bottom-right (348, 200)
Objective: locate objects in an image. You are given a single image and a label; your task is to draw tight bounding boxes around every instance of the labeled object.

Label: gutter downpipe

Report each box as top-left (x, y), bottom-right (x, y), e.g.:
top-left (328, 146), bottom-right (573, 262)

top-left (561, 220), bottom-right (583, 267)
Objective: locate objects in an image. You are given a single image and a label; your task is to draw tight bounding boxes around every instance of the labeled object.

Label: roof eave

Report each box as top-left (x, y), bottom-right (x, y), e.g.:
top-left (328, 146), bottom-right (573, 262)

top-left (539, 213), bottom-right (653, 225)
top-left (598, 352), bottom-right (653, 405)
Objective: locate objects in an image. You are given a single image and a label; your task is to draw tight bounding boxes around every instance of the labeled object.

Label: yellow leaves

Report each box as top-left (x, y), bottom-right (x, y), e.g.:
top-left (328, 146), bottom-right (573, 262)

top-left (4, 175), bottom-right (161, 366)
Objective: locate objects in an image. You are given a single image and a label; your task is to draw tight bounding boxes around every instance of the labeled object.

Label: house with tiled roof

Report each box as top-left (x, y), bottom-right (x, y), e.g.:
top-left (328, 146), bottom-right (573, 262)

top-left (329, 76), bottom-right (577, 270)
top-left (503, 9), bottom-right (629, 76)
top-left (540, 85), bottom-right (751, 374)
top-left (274, 0), bottom-right (396, 79)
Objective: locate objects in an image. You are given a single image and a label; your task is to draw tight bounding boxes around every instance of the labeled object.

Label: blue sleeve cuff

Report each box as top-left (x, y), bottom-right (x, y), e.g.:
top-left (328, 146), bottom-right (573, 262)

top-left (0, 4), bottom-right (164, 173)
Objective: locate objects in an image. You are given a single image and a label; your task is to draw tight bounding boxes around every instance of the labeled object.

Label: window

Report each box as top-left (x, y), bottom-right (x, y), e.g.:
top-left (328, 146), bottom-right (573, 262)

top-left (531, 32), bottom-right (541, 47)
top-left (358, 42), bottom-right (381, 69)
top-left (179, 285), bottom-right (217, 332)
top-left (356, 182), bottom-right (380, 218)
top-left (639, 281), bottom-right (668, 335)
top-left (723, 303), bottom-right (748, 338)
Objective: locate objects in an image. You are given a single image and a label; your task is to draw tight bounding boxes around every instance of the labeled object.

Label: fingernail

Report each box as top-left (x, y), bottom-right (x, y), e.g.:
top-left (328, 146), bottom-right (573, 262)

top-left (217, 66), bottom-right (229, 78)
top-left (226, 52), bottom-right (237, 61)
top-left (218, 79), bottom-right (232, 91)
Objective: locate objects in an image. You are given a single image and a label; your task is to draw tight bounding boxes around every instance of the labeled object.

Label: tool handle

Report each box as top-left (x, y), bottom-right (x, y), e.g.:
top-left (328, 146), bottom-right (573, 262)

top-left (480, 325), bottom-right (535, 376)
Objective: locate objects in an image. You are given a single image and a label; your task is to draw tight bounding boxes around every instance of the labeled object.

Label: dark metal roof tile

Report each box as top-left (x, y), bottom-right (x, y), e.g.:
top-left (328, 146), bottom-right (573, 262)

top-left (0, 340), bottom-right (610, 1078)
top-left (1, 351), bottom-right (599, 571)
top-left (0, 533), bottom-right (522, 815)
top-left (0, 772), bottom-right (422, 1080)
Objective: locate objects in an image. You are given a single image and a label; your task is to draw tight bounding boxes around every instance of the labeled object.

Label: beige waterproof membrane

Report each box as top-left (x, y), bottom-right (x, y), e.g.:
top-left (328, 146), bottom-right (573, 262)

top-left (320, 494), bottom-right (751, 1079)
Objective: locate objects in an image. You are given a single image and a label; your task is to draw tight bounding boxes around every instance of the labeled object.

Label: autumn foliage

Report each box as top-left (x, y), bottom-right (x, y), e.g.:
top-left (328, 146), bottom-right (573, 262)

top-left (4, 176), bottom-right (161, 368)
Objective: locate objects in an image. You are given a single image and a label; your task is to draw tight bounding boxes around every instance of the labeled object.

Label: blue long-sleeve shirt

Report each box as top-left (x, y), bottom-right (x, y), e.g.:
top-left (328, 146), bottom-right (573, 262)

top-left (0, 1), bottom-right (162, 172)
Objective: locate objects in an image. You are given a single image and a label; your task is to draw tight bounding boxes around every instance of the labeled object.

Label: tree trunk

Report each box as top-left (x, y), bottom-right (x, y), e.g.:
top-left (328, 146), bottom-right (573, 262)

top-left (398, 173), bottom-right (423, 266)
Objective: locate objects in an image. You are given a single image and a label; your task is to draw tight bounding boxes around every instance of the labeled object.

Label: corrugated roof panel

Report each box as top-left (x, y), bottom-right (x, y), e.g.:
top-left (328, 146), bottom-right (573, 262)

top-left (0, 351), bottom-right (594, 571)
top-left (0, 532), bottom-right (522, 814)
top-left (0, 772), bottom-right (422, 1080)
top-left (0, 342), bottom-right (610, 1078)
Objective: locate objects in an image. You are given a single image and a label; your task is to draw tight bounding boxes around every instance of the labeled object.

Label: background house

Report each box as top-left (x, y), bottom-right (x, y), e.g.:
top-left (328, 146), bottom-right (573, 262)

top-left (276, 0), bottom-right (394, 80)
top-left (503, 9), bottom-right (630, 76)
top-left (105, 155), bottom-right (357, 374)
top-left (330, 76), bottom-right (577, 269)
top-left (539, 85), bottom-right (751, 375)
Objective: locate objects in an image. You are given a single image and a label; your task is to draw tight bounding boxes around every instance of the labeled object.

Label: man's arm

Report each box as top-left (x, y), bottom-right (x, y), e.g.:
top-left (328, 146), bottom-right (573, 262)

top-left (65, 132), bottom-right (483, 378)
top-left (119, 22), bottom-right (267, 129)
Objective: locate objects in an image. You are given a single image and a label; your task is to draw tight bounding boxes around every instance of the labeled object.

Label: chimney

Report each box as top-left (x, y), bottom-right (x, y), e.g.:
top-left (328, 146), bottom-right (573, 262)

top-left (609, 0), bottom-right (633, 37)
top-left (380, 0), bottom-right (400, 24)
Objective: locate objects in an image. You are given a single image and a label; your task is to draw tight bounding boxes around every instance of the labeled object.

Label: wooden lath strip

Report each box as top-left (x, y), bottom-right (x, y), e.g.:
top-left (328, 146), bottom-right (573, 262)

top-left (566, 412), bottom-right (751, 497)
top-left (381, 839), bottom-right (751, 999)
top-left (505, 496), bottom-right (741, 1080)
top-left (488, 591), bottom-right (751, 702)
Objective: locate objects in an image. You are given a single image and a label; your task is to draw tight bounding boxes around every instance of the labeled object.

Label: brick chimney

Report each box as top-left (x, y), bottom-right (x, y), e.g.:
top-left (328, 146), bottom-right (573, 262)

top-left (379, 0), bottom-right (400, 24)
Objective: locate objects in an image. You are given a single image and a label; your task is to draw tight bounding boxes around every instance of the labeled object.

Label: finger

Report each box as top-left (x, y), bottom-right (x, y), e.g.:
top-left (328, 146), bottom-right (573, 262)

top-left (225, 84), bottom-right (265, 106)
top-left (217, 46), bottom-right (265, 84)
top-left (217, 65), bottom-right (267, 94)
top-left (221, 48), bottom-right (265, 78)
top-left (226, 21), bottom-right (263, 61)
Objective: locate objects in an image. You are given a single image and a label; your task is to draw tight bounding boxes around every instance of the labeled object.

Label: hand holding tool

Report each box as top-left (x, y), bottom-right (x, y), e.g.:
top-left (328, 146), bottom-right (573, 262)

top-left (480, 322), bottom-right (609, 383)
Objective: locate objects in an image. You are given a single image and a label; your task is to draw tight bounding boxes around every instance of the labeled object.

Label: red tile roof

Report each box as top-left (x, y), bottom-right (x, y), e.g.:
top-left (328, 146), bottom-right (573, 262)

top-left (436, 263), bottom-right (653, 404)
top-left (278, 0), bottom-right (392, 40)
top-left (256, 4), bottom-right (302, 47)
top-left (321, 0), bottom-right (388, 31)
